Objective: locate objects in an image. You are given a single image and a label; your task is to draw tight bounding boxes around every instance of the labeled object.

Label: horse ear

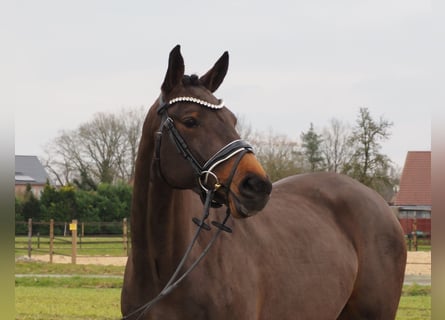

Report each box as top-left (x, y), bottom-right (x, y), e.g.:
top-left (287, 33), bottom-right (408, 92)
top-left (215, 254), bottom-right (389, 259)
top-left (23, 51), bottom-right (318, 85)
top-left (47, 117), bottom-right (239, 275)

top-left (200, 51), bottom-right (229, 93)
top-left (161, 45), bottom-right (185, 94)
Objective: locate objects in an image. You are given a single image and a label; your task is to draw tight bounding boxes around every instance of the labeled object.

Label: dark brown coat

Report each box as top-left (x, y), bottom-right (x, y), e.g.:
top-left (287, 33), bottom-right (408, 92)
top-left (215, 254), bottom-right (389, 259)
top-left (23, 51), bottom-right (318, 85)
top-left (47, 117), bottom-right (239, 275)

top-left (121, 46), bottom-right (406, 320)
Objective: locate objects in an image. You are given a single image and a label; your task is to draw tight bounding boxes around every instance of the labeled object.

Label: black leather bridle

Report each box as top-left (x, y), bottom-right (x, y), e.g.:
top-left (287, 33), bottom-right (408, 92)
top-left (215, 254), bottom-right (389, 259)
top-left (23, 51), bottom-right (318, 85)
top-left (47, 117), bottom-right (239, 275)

top-left (155, 95), bottom-right (253, 207)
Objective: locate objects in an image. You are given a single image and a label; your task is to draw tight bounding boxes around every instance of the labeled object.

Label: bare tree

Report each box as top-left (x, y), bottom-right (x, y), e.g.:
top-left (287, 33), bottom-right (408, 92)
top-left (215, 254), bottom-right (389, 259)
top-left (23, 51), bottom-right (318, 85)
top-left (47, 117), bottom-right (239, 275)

top-left (120, 106), bottom-right (146, 180)
top-left (321, 118), bottom-right (353, 173)
top-left (236, 114), bottom-right (254, 141)
top-left (77, 112), bottom-right (127, 183)
top-left (251, 129), bottom-right (302, 182)
top-left (236, 117), bottom-right (302, 182)
top-left (44, 106), bottom-right (145, 187)
top-left (43, 129), bottom-right (86, 186)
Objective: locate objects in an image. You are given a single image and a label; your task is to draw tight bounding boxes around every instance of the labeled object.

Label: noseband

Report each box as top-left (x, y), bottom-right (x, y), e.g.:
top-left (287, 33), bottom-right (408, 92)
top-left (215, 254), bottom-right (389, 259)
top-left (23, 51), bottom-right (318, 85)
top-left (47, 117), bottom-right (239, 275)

top-left (155, 95), bottom-right (253, 207)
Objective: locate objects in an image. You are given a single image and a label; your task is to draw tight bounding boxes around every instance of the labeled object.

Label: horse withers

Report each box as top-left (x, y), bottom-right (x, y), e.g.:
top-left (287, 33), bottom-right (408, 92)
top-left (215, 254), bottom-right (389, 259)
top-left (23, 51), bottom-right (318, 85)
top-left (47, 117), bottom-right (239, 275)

top-left (121, 45), bottom-right (406, 320)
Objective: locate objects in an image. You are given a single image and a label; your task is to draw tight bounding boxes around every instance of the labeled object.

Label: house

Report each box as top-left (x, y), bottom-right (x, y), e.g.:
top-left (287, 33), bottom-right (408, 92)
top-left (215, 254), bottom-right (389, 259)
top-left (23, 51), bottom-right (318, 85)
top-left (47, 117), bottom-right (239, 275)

top-left (15, 155), bottom-right (50, 199)
top-left (393, 151), bottom-right (431, 235)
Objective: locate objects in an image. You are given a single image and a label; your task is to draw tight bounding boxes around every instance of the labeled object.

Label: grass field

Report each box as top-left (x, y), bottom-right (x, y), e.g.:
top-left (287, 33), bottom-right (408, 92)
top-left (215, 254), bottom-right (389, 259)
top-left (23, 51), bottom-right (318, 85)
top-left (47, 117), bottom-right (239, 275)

top-left (15, 262), bottom-right (431, 320)
top-left (15, 260), bottom-right (124, 276)
top-left (16, 287), bottom-right (122, 320)
top-left (15, 262), bottom-right (124, 319)
top-left (15, 285), bottom-right (431, 320)
top-left (397, 295), bottom-right (431, 319)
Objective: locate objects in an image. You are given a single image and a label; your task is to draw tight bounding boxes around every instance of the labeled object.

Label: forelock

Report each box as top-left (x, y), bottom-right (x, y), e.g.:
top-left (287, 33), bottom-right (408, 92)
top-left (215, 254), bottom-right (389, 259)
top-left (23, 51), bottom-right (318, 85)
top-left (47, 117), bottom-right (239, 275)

top-left (182, 74), bottom-right (200, 86)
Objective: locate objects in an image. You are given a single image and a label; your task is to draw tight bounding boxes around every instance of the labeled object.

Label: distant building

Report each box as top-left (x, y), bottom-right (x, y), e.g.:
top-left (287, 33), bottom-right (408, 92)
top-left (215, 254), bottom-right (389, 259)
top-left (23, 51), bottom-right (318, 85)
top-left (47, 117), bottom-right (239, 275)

top-left (393, 151), bottom-right (431, 235)
top-left (15, 155), bottom-right (50, 199)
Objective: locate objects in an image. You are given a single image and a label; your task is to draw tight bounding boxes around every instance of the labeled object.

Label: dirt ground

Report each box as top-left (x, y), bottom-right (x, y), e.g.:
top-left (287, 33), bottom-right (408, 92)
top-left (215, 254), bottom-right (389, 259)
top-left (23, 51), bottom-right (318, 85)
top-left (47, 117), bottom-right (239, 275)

top-left (403, 251), bottom-right (431, 276)
top-left (22, 254), bottom-right (129, 266)
top-left (23, 251), bottom-right (431, 276)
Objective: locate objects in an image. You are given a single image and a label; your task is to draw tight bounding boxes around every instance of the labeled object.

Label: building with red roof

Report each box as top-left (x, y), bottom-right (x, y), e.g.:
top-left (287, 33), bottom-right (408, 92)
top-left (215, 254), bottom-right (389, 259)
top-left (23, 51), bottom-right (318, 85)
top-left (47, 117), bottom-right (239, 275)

top-left (393, 151), bottom-right (431, 236)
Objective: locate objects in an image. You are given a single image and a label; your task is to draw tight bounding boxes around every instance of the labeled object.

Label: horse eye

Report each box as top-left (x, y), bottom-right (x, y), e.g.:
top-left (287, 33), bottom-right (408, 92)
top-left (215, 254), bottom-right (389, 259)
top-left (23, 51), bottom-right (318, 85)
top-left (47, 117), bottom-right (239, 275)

top-left (183, 117), bottom-right (199, 128)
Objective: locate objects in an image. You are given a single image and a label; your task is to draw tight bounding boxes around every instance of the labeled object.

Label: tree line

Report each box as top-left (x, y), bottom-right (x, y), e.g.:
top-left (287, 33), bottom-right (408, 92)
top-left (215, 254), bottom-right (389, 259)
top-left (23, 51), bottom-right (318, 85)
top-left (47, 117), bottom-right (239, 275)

top-left (15, 183), bottom-right (132, 234)
top-left (16, 105), bottom-right (399, 230)
top-left (241, 107), bottom-right (398, 200)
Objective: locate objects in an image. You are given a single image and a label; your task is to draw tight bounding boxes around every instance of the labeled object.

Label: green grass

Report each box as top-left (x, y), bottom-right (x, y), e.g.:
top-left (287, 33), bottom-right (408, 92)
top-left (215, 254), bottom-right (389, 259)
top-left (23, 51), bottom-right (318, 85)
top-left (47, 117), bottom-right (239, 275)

top-left (415, 244), bottom-right (432, 252)
top-left (15, 236), bottom-right (129, 257)
top-left (405, 238), bottom-right (431, 252)
top-left (15, 261), bottom-right (124, 319)
top-left (15, 261), bottom-right (124, 294)
top-left (16, 276), bottom-right (123, 289)
top-left (15, 260), bottom-right (431, 319)
top-left (15, 285), bottom-right (431, 320)
top-left (16, 289), bottom-right (431, 320)
top-left (401, 283), bottom-right (431, 296)
top-left (15, 286), bottom-right (122, 320)
top-left (15, 276), bottom-right (431, 320)
top-left (395, 283), bottom-right (431, 319)
top-left (15, 261), bottom-right (125, 276)
top-left (396, 296), bottom-right (431, 319)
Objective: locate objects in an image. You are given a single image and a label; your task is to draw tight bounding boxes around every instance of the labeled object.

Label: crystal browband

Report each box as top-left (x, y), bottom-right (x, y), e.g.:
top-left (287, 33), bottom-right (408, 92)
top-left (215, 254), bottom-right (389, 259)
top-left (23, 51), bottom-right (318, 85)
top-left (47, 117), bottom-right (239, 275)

top-left (168, 96), bottom-right (225, 110)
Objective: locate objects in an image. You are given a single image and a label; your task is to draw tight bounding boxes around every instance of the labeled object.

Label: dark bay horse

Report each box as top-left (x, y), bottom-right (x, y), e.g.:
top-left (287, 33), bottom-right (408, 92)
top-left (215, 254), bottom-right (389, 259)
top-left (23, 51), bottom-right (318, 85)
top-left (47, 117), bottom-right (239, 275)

top-left (121, 45), bottom-right (406, 319)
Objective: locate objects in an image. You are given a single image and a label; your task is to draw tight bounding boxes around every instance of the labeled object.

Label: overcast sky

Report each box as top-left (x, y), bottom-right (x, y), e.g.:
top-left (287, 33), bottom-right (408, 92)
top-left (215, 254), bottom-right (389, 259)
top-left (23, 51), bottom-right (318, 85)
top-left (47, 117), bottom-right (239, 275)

top-left (10, 0), bottom-right (442, 169)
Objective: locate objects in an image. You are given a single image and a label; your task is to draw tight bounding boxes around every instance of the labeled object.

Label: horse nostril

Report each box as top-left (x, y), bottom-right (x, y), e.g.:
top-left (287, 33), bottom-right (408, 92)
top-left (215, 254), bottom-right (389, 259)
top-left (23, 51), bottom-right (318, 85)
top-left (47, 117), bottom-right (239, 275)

top-left (240, 175), bottom-right (272, 198)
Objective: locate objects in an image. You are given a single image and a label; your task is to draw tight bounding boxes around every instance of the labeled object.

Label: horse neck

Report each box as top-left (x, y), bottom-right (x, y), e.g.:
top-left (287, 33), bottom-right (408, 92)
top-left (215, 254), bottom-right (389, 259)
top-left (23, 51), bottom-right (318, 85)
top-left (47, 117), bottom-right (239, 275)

top-left (130, 129), bottom-right (194, 283)
top-left (149, 181), bottom-right (193, 263)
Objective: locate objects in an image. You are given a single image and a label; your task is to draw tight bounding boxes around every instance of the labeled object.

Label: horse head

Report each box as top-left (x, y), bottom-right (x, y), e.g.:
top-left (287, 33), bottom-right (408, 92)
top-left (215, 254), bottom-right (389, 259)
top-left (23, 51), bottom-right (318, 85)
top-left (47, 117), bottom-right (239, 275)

top-left (152, 45), bottom-right (272, 218)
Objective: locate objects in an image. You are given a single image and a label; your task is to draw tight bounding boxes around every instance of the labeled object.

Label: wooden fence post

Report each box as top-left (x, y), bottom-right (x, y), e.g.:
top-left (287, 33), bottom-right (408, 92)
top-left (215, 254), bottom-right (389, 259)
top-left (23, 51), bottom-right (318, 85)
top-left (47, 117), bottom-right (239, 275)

top-left (70, 219), bottom-right (77, 264)
top-left (49, 219), bottom-right (54, 263)
top-left (27, 218), bottom-right (32, 258)
top-left (123, 218), bottom-right (128, 256)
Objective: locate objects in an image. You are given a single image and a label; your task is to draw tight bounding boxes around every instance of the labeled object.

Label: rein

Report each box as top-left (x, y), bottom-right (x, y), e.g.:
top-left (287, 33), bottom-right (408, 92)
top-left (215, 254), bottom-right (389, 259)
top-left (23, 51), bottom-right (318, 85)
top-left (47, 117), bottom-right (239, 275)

top-left (122, 96), bottom-right (252, 319)
top-left (121, 189), bottom-right (230, 320)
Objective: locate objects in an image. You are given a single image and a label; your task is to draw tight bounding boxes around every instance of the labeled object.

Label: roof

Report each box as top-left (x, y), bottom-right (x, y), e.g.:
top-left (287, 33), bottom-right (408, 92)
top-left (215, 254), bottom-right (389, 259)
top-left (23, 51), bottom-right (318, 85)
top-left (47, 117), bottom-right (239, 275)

top-left (394, 151), bottom-right (431, 206)
top-left (15, 155), bottom-right (50, 185)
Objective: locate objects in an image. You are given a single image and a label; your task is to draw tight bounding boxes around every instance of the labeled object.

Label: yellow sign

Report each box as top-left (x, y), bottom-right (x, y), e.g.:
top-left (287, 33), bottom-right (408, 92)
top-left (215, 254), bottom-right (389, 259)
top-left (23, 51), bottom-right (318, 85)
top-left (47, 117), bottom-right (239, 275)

top-left (69, 223), bottom-right (77, 231)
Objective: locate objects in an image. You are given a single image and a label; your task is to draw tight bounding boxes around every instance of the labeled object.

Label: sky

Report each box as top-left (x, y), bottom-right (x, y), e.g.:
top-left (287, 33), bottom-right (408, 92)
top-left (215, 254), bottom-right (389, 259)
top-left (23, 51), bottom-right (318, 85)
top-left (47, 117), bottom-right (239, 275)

top-left (8, 0), bottom-right (443, 169)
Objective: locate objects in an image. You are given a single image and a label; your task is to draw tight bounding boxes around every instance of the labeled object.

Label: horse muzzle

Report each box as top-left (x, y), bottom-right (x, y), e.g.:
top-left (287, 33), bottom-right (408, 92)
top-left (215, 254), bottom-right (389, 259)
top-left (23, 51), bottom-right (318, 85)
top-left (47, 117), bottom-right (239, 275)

top-left (228, 173), bottom-right (272, 218)
top-left (209, 153), bottom-right (272, 218)
top-left (199, 141), bottom-right (272, 218)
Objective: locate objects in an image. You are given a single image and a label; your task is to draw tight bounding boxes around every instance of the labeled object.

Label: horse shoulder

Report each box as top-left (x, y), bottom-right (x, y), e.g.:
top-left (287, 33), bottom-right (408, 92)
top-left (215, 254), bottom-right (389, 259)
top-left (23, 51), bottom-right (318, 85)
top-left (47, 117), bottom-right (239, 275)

top-left (268, 172), bottom-right (406, 319)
